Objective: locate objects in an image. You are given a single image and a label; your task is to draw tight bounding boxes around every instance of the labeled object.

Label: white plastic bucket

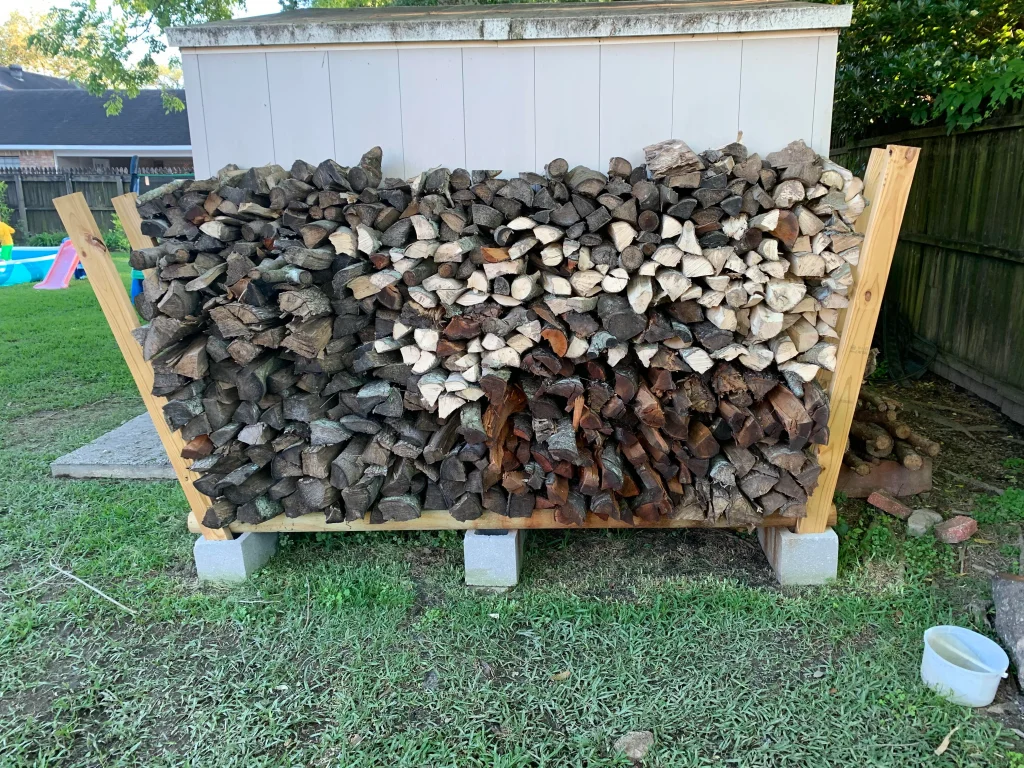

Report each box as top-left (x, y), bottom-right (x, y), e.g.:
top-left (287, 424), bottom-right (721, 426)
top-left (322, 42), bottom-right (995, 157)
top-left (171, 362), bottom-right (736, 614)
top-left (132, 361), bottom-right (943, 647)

top-left (921, 625), bottom-right (1009, 707)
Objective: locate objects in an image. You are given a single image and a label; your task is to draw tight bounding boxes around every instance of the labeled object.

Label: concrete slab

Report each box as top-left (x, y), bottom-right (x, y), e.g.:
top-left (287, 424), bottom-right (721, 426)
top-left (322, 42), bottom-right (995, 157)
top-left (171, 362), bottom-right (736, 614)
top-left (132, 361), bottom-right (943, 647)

top-left (51, 413), bottom-right (175, 481)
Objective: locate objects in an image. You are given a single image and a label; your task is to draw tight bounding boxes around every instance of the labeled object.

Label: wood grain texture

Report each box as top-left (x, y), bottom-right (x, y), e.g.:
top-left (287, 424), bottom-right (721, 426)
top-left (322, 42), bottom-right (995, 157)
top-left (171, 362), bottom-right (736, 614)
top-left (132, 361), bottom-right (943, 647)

top-left (672, 39), bottom-right (741, 151)
top-left (798, 145), bottom-right (920, 533)
top-left (328, 49), bottom-right (406, 177)
top-left (70, 193), bottom-right (230, 540)
top-left (267, 51), bottom-right (336, 166)
top-left (189, 507), bottom-right (837, 534)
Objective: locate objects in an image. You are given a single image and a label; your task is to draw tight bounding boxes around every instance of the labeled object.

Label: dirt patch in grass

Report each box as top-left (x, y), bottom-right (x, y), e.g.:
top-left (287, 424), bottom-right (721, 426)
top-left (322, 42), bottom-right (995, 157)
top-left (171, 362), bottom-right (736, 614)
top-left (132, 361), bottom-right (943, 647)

top-left (4, 397), bottom-right (140, 452)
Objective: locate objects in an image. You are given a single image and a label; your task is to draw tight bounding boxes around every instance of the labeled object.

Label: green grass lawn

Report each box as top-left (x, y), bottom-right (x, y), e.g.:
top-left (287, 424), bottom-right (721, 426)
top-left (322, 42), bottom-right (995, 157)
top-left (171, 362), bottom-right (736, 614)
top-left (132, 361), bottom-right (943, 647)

top-left (0, 261), bottom-right (1021, 767)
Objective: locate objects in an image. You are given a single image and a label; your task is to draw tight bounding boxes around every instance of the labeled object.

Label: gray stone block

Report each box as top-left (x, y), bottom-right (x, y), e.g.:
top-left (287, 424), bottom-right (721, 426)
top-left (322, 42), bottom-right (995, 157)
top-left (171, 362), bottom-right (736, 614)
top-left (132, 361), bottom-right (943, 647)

top-left (907, 509), bottom-right (943, 537)
top-left (51, 413), bottom-right (175, 480)
top-left (464, 529), bottom-right (525, 588)
top-left (758, 527), bottom-right (838, 586)
top-left (194, 532), bottom-right (279, 583)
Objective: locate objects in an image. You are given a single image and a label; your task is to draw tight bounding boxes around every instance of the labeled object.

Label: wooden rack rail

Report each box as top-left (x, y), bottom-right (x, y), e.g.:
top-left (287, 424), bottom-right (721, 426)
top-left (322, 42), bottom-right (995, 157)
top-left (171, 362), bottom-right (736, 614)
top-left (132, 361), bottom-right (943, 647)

top-left (54, 145), bottom-right (917, 540)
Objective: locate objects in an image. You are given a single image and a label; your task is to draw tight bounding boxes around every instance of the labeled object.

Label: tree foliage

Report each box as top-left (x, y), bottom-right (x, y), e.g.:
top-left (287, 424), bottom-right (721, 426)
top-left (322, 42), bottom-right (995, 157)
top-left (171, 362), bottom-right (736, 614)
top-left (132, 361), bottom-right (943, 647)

top-left (0, 181), bottom-right (12, 227)
top-left (823, 0), bottom-right (1024, 140)
top-left (0, 11), bottom-right (90, 82)
top-left (29, 0), bottom-right (243, 116)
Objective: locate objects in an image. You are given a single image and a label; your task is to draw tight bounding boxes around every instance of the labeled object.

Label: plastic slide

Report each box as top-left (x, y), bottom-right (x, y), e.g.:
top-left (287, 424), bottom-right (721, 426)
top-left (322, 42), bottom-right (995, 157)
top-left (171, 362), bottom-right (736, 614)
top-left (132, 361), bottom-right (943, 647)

top-left (34, 240), bottom-right (80, 290)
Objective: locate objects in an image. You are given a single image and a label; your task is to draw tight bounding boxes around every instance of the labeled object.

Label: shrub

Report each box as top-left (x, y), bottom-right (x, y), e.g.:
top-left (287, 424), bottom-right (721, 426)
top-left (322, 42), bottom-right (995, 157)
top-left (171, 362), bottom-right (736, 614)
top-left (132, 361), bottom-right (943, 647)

top-left (28, 231), bottom-right (68, 247)
top-left (0, 180), bottom-right (12, 226)
top-left (104, 215), bottom-right (131, 253)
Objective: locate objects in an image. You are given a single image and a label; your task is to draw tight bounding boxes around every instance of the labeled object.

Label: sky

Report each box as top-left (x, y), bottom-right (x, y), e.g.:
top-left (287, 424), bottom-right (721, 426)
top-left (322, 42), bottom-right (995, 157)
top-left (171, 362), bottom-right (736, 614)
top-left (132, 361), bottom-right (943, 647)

top-left (0, 0), bottom-right (283, 63)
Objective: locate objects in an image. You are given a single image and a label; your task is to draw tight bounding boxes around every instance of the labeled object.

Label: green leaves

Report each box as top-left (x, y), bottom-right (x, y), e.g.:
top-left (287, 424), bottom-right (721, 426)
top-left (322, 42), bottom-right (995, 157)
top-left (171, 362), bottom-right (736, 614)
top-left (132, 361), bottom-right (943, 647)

top-left (30, 0), bottom-right (245, 116)
top-left (821, 0), bottom-right (1024, 142)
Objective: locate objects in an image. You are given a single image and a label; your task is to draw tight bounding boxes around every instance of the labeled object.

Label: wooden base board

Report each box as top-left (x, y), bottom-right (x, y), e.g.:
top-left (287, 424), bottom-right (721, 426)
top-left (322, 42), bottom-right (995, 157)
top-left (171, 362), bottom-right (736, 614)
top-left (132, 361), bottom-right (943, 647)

top-left (188, 507), bottom-right (837, 534)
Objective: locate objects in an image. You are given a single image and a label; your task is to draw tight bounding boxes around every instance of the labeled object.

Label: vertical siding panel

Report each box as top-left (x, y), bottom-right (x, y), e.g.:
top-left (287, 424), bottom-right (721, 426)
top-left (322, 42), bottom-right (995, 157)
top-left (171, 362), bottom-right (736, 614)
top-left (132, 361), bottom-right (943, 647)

top-left (739, 37), bottom-right (818, 155)
top-left (328, 49), bottom-right (404, 177)
top-left (180, 54), bottom-right (210, 178)
top-left (810, 34), bottom-right (838, 155)
top-left (398, 48), bottom-right (466, 175)
top-left (671, 40), bottom-right (741, 152)
top-left (599, 43), bottom-right (674, 167)
top-left (463, 47), bottom-right (535, 173)
top-left (266, 51), bottom-right (336, 166)
top-left (534, 46), bottom-right (600, 171)
top-left (199, 53), bottom-right (274, 170)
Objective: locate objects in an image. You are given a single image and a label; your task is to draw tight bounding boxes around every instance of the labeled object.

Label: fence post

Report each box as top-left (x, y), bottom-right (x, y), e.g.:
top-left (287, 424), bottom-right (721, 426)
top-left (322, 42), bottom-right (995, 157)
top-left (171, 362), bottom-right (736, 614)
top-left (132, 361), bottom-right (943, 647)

top-left (12, 173), bottom-right (28, 237)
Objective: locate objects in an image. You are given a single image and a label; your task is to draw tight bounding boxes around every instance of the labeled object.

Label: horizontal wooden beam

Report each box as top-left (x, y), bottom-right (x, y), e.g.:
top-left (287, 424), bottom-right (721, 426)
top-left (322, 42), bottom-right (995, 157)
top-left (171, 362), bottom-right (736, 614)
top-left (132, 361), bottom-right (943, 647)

top-left (188, 507), bottom-right (837, 535)
top-left (898, 232), bottom-right (1024, 267)
top-left (831, 111), bottom-right (1024, 154)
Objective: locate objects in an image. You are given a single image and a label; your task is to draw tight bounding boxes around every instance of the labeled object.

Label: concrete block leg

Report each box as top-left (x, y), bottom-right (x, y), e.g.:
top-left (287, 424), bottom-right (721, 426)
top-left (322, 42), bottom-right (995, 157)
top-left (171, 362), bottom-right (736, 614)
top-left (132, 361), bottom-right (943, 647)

top-left (194, 532), bottom-right (279, 583)
top-left (758, 527), bottom-right (838, 586)
top-left (464, 529), bottom-right (525, 589)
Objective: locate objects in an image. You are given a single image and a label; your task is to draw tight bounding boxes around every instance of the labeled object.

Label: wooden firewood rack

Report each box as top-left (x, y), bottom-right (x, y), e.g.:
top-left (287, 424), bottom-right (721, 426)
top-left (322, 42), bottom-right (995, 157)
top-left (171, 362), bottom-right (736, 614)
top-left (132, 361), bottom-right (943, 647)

top-left (53, 145), bottom-right (918, 541)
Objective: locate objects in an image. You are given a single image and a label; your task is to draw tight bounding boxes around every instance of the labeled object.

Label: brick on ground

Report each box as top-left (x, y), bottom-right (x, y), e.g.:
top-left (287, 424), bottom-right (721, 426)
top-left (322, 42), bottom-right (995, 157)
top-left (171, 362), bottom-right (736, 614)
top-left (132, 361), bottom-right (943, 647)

top-left (867, 489), bottom-right (913, 520)
top-left (934, 515), bottom-right (978, 544)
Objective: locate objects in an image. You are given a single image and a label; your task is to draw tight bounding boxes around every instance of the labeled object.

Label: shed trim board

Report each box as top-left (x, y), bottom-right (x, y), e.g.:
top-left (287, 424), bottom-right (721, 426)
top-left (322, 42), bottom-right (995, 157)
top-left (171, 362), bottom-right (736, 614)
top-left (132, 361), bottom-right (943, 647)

top-left (176, 27), bottom-right (842, 54)
top-left (168, 2), bottom-right (851, 48)
top-left (181, 30), bottom-right (842, 178)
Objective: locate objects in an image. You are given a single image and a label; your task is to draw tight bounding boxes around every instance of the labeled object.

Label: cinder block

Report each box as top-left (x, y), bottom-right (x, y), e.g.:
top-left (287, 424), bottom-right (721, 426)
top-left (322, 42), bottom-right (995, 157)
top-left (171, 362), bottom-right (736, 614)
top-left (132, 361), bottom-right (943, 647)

top-left (464, 529), bottom-right (525, 588)
top-left (758, 527), bottom-right (838, 586)
top-left (194, 532), bottom-right (278, 583)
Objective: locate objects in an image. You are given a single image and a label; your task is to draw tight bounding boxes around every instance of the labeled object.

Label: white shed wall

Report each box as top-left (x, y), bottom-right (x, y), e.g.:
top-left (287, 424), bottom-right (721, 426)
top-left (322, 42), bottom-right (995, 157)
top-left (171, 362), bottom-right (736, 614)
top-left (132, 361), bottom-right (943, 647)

top-left (182, 33), bottom-right (839, 178)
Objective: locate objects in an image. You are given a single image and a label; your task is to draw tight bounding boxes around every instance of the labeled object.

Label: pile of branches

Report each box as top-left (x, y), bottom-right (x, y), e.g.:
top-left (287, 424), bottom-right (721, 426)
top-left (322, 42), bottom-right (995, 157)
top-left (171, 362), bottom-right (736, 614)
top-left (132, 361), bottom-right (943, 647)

top-left (844, 386), bottom-right (940, 475)
top-left (131, 138), bottom-right (865, 529)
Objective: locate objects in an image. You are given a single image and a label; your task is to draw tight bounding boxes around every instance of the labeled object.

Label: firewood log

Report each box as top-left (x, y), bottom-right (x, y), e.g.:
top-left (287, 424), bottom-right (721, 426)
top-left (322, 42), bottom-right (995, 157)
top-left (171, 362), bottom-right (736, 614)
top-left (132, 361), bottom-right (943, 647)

top-left (134, 139), bottom-right (862, 528)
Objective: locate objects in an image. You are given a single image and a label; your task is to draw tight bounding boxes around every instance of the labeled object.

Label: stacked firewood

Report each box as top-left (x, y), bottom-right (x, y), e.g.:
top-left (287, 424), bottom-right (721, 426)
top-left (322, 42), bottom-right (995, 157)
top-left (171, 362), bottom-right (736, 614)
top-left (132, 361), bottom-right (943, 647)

top-left (843, 386), bottom-right (940, 475)
top-left (130, 138), bottom-right (866, 529)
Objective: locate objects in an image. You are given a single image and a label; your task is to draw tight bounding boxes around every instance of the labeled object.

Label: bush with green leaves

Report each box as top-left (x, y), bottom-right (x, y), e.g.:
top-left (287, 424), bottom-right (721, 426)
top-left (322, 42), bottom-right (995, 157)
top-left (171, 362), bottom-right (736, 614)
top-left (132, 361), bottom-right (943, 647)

top-left (0, 180), bottom-right (12, 226)
top-left (821, 0), bottom-right (1024, 141)
top-left (104, 215), bottom-right (131, 253)
top-left (27, 231), bottom-right (68, 247)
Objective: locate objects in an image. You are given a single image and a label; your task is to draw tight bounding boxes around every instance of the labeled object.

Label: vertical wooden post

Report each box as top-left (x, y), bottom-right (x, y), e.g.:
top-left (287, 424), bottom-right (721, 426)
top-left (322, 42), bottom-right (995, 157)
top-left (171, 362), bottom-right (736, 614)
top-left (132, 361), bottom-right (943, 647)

top-left (13, 173), bottom-right (29, 236)
top-left (798, 145), bottom-right (920, 534)
top-left (53, 192), bottom-right (230, 541)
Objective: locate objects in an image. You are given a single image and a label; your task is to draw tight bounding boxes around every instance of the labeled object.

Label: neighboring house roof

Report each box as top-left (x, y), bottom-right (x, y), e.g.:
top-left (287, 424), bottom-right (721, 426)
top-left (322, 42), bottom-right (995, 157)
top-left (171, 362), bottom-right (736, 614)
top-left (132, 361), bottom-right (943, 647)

top-left (0, 89), bottom-right (191, 149)
top-left (0, 65), bottom-right (80, 91)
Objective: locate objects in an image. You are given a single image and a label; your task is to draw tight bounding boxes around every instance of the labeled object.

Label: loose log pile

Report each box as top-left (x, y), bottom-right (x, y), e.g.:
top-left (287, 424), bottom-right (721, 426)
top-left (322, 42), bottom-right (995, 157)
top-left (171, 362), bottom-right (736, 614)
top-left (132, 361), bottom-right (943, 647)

top-left (843, 385), bottom-right (940, 475)
top-left (130, 138), bottom-right (867, 530)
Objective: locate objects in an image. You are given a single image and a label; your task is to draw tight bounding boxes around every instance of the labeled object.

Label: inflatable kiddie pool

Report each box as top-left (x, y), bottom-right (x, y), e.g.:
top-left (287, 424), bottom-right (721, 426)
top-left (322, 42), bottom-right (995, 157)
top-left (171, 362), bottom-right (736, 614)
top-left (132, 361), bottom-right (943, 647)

top-left (0, 246), bottom-right (60, 287)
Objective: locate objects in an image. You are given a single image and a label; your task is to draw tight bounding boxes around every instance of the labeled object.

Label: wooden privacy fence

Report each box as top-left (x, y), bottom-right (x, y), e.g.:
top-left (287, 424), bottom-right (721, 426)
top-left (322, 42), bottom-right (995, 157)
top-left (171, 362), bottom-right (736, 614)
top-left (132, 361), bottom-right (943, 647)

top-left (1, 168), bottom-right (193, 241)
top-left (52, 146), bottom-right (918, 541)
top-left (831, 104), bottom-right (1024, 424)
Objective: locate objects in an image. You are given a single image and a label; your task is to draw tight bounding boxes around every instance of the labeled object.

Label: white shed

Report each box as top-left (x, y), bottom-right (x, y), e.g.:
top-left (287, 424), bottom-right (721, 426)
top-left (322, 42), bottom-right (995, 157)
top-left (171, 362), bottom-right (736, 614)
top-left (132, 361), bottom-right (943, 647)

top-left (169, 1), bottom-right (852, 179)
